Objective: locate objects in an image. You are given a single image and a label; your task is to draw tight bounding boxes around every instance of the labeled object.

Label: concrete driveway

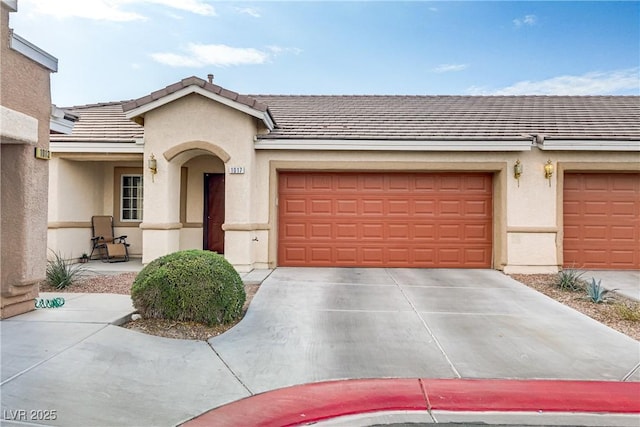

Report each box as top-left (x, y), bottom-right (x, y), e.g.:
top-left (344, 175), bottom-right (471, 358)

top-left (211, 268), bottom-right (640, 394)
top-left (1, 268), bottom-right (638, 426)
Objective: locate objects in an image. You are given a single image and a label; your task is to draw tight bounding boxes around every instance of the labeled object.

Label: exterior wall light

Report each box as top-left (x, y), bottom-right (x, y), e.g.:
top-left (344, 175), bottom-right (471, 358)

top-left (148, 153), bottom-right (157, 182)
top-left (513, 159), bottom-right (523, 187)
top-left (544, 159), bottom-right (554, 186)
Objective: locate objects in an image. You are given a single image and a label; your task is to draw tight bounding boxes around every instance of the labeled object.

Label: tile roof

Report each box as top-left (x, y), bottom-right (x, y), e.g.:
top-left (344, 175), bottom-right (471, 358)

top-left (122, 76), bottom-right (269, 113)
top-left (252, 95), bottom-right (640, 141)
top-left (52, 88), bottom-right (640, 144)
top-left (50, 101), bottom-right (143, 142)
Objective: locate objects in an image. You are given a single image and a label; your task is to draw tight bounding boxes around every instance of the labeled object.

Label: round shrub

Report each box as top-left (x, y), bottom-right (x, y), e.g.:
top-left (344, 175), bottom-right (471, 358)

top-left (131, 250), bottom-right (245, 326)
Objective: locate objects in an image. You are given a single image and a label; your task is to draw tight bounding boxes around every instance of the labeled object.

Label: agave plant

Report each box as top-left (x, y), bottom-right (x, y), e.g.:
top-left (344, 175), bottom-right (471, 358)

top-left (46, 251), bottom-right (87, 289)
top-left (555, 268), bottom-right (585, 292)
top-left (585, 277), bottom-right (616, 304)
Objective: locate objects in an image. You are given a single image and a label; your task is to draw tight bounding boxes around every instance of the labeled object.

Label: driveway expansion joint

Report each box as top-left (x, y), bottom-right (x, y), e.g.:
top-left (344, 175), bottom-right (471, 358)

top-left (206, 341), bottom-right (254, 396)
top-left (384, 268), bottom-right (462, 379)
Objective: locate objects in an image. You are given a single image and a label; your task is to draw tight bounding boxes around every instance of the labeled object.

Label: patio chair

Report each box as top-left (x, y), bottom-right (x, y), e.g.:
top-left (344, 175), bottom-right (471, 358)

top-left (90, 215), bottom-right (130, 262)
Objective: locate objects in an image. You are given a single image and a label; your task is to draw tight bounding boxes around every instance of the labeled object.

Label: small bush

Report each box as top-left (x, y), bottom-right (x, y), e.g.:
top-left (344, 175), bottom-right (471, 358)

top-left (585, 277), bottom-right (615, 304)
top-left (131, 250), bottom-right (245, 326)
top-left (555, 268), bottom-right (585, 292)
top-left (615, 303), bottom-right (640, 322)
top-left (46, 251), bottom-right (86, 289)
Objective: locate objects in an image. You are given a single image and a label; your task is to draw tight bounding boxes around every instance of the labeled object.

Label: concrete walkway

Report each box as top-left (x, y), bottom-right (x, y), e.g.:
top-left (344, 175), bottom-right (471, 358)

top-left (1, 268), bottom-right (639, 427)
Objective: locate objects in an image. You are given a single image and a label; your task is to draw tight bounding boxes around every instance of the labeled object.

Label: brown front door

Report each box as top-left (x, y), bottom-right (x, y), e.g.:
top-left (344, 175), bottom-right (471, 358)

top-left (204, 173), bottom-right (225, 254)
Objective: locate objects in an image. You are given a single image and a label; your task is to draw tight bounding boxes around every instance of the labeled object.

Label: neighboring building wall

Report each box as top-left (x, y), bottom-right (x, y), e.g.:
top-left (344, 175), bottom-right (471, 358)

top-left (0, 1), bottom-right (55, 318)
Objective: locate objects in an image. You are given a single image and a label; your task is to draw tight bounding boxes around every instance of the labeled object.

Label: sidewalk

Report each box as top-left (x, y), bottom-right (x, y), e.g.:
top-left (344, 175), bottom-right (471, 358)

top-left (1, 268), bottom-right (638, 426)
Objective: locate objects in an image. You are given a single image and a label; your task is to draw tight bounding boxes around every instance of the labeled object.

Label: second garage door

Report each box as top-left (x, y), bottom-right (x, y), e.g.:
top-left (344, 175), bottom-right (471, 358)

top-left (564, 173), bottom-right (640, 270)
top-left (278, 172), bottom-right (493, 267)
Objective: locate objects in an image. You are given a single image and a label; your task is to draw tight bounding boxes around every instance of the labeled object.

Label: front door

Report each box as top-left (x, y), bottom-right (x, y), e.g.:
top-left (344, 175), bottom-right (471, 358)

top-left (203, 173), bottom-right (225, 253)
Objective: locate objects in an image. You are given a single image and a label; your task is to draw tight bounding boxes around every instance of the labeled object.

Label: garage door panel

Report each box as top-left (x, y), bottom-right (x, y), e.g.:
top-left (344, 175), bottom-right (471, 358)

top-left (310, 199), bottom-right (332, 215)
top-left (279, 172), bottom-right (492, 267)
top-left (414, 200), bottom-right (436, 215)
top-left (611, 201), bottom-right (635, 217)
top-left (563, 173), bottom-right (639, 270)
top-left (362, 199), bottom-right (384, 215)
top-left (283, 199), bottom-right (307, 214)
top-left (336, 199), bottom-right (358, 214)
top-left (440, 200), bottom-right (462, 215)
top-left (414, 224), bottom-right (436, 239)
top-left (465, 200), bottom-right (490, 216)
top-left (611, 226), bottom-right (636, 240)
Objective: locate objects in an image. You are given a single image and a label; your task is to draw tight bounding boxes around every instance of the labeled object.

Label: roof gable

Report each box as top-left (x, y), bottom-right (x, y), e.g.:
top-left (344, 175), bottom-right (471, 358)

top-left (123, 76), bottom-right (274, 130)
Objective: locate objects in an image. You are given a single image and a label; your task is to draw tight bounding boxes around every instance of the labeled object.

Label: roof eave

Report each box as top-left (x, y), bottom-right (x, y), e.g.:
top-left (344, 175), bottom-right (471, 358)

top-left (124, 85), bottom-right (274, 131)
top-left (539, 139), bottom-right (640, 151)
top-left (254, 138), bottom-right (533, 152)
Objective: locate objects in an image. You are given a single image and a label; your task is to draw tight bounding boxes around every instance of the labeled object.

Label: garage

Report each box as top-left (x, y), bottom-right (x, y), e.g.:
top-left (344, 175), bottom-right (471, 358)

top-left (278, 172), bottom-right (493, 267)
top-left (563, 173), bottom-right (640, 270)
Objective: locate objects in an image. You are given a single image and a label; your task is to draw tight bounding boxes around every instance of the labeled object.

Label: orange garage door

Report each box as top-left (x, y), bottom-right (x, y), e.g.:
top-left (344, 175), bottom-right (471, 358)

top-left (278, 172), bottom-right (493, 267)
top-left (564, 173), bottom-right (640, 270)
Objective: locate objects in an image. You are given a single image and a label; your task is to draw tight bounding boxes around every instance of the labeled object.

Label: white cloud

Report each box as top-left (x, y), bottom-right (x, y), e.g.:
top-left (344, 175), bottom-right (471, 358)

top-left (235, 7), bottom-right (260, 18)
top-left (432, 63), bottom-right (468, 73)
top-left (513, 14), bottom-right (537, 28)
top-left (151, 43), bottom-right (270, 67)
top-left (26, 0), bottom-right (215, 21)
top-left (468, 68), bottom-right (640, 95)
top-left (267, 45), bottom-right (302, 56)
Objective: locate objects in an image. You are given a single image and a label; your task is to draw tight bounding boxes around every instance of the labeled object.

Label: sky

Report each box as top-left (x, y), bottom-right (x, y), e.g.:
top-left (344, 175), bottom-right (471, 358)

top-left (9, 0), bottom-right (640, 107)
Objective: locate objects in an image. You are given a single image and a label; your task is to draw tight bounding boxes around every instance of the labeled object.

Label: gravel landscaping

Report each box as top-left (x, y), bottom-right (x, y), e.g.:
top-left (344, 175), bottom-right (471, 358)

top-left (40, 270), bottom-right (639, 341)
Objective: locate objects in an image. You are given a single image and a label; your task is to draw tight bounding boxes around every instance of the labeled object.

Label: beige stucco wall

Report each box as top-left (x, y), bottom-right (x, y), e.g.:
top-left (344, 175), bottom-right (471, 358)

top-left (47, 157), bottom-right (143, 259)
top-left (0, 3), bottom-right (54, 318)
top-left (140, 93), bottom-right (261, 269)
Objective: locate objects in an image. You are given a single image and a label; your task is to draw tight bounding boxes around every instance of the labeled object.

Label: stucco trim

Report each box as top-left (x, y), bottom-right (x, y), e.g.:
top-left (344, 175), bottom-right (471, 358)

top-left (222, 223), bottom-right (270, 231)
top-left (255, 139), bottom-right (533, 152)
top-left (539, 140), bottom-right (640, 151)
top-left (0, 106), bottom-right (38, 145)
top-left (164, 141), bottom-right (231, 163)
top-left (267, 160), bottom-right (507, 269)
top-left (139, 222), bottom-right (183, 230)
top-left (182, 222), bottom-right (203, 228)
top-left (555, 162), bottom-right (640, 268)
top-left (50, 142), bottom-right (143, 153)
top-left (507, 227), bottom-right (558, 233)
top-left (48, 221), bottom-right (91, 229)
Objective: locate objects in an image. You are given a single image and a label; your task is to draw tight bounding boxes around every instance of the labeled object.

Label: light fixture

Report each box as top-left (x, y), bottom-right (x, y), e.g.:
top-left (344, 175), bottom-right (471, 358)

top-left (148, 153), bottom-right (157, 182)
top-left (544, 159), bottom-right (553, 186)
top-left (513, 159), bottom-right (523, 187)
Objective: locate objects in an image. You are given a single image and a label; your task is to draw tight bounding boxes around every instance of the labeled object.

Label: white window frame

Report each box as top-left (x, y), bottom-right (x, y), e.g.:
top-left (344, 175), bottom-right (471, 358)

top-left (120, 174), bottom-right (143, 222)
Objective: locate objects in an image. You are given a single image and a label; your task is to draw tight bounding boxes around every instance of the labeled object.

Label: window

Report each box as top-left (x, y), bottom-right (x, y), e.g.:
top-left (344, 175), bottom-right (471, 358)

top-left (121, 174), bottom-right (143, 221)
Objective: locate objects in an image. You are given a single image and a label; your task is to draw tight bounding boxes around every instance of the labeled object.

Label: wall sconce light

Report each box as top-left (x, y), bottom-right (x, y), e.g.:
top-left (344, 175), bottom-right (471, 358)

top-left (148, 153), bottom-right (157, 182)
top-left (544, 159), bottom-right (554, 186)
top-left (513, 159), bottom-right (523, 187)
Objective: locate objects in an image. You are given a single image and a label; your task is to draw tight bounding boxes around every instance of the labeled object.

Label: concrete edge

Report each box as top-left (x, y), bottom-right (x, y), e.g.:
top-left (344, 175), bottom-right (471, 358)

top-left (179, 378), bottom-right (640, 427)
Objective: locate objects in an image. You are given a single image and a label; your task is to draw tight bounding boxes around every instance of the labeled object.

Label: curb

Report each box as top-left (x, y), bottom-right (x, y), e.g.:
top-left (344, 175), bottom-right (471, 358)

top-left (181, 378), bottom-right (640, 427)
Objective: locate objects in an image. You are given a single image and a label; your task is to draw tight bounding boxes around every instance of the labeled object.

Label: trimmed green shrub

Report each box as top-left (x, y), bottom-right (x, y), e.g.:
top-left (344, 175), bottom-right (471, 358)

top-left (131, 250), bottom-right (245, 326)
top-left (46, 251), bottom-right (86, 289)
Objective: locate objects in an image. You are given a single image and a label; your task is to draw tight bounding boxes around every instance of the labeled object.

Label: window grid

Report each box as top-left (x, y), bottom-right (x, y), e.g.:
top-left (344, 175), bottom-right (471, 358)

top-left (121, 175), bottom-right (143, 221)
